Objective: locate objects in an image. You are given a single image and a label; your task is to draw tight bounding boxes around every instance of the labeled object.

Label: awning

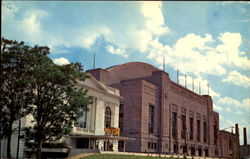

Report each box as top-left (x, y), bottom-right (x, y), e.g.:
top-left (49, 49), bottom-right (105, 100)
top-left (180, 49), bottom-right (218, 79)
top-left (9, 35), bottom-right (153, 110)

top-left (69, 134), bottom-right (135, 141)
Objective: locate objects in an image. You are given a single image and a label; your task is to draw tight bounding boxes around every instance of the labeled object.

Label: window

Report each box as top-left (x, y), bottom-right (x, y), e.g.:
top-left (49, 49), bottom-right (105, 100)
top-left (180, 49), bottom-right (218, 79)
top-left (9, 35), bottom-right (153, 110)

top-left (189, 118), bottom-right (193, 140)
top-left (105, 107), bottom-right (111, 128)
top-left (148, 142), bottom-right (157, 150)
top-left (172, 112), bottom-right (177, 138)
top-left (197, 120), bottom-right (200, 141)
top-left (214, 124), bottom-right (218, 144)
top-left (148, 104), bottom-right (154, 133)
top-left (119, 104), bottom-right (124, 132)
top-left (203, 121), bottom-right (207, 143)
top-left (74, 105), bottom-right (88, 128)
top-left (181, 115), bottom-right (186, 139)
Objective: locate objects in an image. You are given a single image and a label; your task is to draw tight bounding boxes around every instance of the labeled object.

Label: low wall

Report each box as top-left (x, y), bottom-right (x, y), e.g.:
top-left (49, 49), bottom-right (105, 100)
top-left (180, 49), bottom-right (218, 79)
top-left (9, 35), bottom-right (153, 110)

top-left (101, 151), bottom-right (228, 159)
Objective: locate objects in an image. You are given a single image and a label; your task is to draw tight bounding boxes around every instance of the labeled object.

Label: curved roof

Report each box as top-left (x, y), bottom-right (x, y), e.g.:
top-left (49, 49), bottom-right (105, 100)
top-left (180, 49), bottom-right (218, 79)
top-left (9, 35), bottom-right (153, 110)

top-left (104, 62), bottom-right (160, 84)
top-left (106, 62), bottom-right (159, 72)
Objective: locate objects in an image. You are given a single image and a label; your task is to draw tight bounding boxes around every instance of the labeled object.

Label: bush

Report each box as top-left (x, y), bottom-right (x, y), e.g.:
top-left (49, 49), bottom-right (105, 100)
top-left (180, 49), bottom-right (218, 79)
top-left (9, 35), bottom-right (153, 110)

top-left (25, 142), bottom-right (69, 148)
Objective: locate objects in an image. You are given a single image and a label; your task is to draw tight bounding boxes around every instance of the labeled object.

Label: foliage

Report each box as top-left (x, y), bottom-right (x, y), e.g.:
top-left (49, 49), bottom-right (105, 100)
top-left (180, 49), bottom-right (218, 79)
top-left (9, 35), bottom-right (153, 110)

top-left (0, 37), bottom-right (50, 158)
top-left (25, 141), bottom-right (69, 148)
top-left (22, 49), bottom-right (92, 159)
top-left (1, 37), bottom-right (92, 159)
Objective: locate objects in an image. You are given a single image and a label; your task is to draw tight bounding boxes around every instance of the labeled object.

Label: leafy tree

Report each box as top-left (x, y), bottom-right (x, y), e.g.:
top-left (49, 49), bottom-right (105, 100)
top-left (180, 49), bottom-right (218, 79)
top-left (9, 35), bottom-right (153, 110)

top-left (23, 52), bottom-right (91, 159)
top-left (0, 38), bottom-right (48, 158)
top-left (1, 38), bottom-right (91, 159)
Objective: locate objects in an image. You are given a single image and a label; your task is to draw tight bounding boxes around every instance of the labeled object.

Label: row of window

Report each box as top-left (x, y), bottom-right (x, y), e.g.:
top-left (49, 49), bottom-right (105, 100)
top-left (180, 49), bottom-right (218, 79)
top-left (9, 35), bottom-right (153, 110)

top-left (76, 103), bottom-right (218, 145)
top-left (148, 142), bottom-right (157, 150)
top-left (75, 106), bottom-right (112, 129)
top-left (172, 111), bottom-right (209, 143)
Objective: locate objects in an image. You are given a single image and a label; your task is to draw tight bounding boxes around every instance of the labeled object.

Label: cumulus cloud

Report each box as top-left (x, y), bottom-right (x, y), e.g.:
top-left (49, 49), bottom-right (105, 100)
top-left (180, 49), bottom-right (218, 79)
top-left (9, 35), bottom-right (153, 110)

top-left (106, 45), bottom-right (128, 58)
top-left (140, 1), bottom-right (169, 35)
top-left (223, 71), bottom-right (250, 88)
top-left (217, 97), bottom-right (250, 108)
top-left (53, 57), bottom-right (70, 65)
top-left (147, 32), bottom-right (250, 79)
top-left (235, 110), bottom-right (243, 114)
top-left (178, 75), bottom-right (220, 98)
top-left (148, 34), bottom-right (227, 76)
top-left (214, 104), bottom-right (222, 111)
top-left (2, 1), bottom-right (171, 58)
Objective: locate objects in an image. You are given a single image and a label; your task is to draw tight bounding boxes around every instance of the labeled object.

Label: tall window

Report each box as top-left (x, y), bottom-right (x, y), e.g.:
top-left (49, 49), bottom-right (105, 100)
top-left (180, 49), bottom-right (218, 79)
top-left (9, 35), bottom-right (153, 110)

top-left (105, 107), bottom-right (111, 128)
top-left (197, 120), bottom-right (200, 141)
top-left (75, 105), bottom-right (88, 128)
top-left (189, 118), bottom-right (193, 140)
top-left (214, 124), bottom-right (218, 144)
top-left (172, 112), bottom-right (177, 138)
top-left (203, 121), bottom-right (207, 143)
top-left (148, 104), bottom-right (154, 133)
top-left (181, 115), bottom-right (186, 139)
top-left (119, 104), bottom-right (124, 132)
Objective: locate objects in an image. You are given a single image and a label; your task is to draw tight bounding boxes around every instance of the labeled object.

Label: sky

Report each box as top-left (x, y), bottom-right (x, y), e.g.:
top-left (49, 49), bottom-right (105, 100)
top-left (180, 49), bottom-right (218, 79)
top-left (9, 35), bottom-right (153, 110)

top-left (2, 1), bottom-right (250, 144)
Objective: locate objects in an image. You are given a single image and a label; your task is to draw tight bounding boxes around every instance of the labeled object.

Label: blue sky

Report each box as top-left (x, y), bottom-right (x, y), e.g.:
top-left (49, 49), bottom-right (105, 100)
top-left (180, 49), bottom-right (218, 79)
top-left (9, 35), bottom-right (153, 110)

top-left (2, 1), bottom-right (250, 144)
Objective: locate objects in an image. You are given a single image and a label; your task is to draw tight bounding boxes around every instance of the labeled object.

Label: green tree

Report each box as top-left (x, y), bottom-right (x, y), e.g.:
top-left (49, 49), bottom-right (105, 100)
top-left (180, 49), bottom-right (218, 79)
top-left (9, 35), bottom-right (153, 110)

top-left (23, 53), bottom-right (91, 159)
top-left (0, 38), bottom-right (48, 158)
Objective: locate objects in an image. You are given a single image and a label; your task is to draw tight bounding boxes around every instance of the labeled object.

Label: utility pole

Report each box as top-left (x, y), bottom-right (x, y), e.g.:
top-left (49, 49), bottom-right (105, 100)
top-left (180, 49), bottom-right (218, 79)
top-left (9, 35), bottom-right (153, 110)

top-left (93, 53), bottom-right (95, 69)
top-left (185, 74), bottom-right (187, 88)
top-left (163, 56), bottom-right (165, 72)
top-left (199, 82), bottom-right (201, 95)
top-left (192, 77), bottom-right (194, 91)
top-left (177, 69), bottom-right (179, 84)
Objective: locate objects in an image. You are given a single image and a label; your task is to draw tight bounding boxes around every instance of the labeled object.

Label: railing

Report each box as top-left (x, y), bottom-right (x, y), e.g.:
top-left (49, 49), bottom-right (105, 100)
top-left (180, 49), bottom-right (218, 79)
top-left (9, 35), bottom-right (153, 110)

top-left (73, 127), bottom-right (94, 134)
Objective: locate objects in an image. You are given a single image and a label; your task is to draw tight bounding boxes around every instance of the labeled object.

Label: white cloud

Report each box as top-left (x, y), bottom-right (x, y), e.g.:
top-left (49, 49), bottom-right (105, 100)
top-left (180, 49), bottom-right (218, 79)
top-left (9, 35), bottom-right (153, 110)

top-left (148, 34), bottom-right (228, 77)
top-left (214, 104), bottom-right (222, 111)
top-left (223, 71), bottom-right (250, 88)
top-left (216, 32), bottom-right (250, 70)
top-left (177, 75), bottom-right (220, 98)
top-left (140, 1), bottom-right (170, 35)
top-left (236, 110), bottom-right (243, 115)
top-left (217, 97), bottom-right (250, 108)
top-left (19, 9), bottom-right (48, 40)
top-left (53, 57), bottom-right (70, 65)
top-left (225, 107), bottom-right (232, 112)
top-left (146, 32), bottom-right (250, 80)
top-left (106, 45), bottom-right (128, 58)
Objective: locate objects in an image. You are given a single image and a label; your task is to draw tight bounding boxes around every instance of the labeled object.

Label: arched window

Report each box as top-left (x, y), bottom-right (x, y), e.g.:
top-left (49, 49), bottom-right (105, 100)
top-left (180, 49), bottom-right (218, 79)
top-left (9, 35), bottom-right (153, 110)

top-left (105, 107), bottom-right (111, 128)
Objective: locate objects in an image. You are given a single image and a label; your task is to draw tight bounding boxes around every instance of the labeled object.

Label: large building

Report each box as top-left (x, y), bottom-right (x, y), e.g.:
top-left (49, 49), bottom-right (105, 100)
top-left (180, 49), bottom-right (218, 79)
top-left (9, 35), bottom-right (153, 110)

top-left (87, 62), bottom-right (221, 157)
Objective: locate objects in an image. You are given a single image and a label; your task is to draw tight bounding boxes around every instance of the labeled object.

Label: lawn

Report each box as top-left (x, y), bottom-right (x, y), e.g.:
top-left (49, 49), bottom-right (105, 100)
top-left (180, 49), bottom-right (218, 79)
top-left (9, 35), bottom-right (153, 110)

top-left (82, 154), bottom-right (175, 159)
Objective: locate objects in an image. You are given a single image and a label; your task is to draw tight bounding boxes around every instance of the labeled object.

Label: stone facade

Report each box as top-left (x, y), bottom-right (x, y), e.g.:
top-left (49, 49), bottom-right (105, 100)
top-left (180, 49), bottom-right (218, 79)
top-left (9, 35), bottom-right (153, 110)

top-left (87, 62), bottom-right (221, 157)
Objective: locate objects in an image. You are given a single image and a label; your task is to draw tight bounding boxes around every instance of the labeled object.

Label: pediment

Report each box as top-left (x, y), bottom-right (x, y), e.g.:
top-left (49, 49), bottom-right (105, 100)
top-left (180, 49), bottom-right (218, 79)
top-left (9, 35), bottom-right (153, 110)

top-left (78, 75), bottom-right (107, 92)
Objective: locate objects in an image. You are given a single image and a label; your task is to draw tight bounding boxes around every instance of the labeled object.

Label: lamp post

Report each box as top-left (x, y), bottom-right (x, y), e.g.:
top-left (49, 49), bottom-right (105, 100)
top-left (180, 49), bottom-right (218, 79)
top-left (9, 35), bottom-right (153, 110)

top-left (16, 106), bottom-right (22, 159)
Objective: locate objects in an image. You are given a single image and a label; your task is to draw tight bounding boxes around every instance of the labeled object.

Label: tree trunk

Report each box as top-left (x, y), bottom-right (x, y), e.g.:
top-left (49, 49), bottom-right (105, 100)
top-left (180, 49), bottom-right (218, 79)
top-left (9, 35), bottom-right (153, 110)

top-left (36, 141), bottom-right (42, 159)
top-left (6, 121), bottom-right (13, 158)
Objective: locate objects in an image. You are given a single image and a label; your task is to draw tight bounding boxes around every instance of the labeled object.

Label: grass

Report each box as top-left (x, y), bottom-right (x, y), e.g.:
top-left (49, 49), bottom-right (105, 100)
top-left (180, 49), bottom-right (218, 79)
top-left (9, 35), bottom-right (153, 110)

top-left (81, 154), bottom-right (176, 159)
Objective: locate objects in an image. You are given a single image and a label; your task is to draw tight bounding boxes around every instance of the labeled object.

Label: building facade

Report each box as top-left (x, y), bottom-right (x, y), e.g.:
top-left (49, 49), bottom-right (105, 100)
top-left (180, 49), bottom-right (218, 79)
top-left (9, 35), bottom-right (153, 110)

top-left (0, 74), bottom-right (124, 158)
top-left (219, 128), bottom-right (240, 158)
top-left (87, 62), bottom-right (221, 157)
top-left (69, 75), bottom-right (122, 153)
